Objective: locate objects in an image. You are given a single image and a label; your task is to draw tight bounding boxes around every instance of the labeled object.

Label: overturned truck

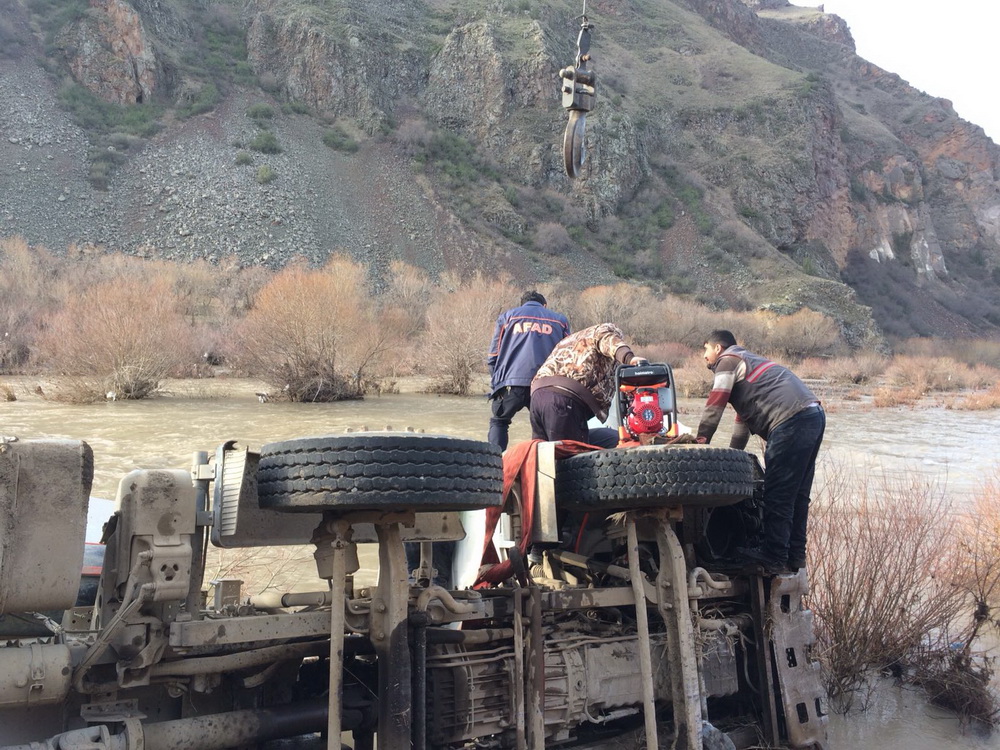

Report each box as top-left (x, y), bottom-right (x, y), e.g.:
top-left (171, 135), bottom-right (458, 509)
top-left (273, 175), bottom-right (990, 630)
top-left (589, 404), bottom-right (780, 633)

top-left (0, 432), bottom-right (827, 749)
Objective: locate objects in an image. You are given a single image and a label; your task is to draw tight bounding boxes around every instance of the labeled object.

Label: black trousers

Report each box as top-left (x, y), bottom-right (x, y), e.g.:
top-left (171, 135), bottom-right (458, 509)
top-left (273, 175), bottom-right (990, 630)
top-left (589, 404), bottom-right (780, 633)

top-left (488, 385), bottom-right (531, 451)
top-left (529, 388), bottom-right (619, 448)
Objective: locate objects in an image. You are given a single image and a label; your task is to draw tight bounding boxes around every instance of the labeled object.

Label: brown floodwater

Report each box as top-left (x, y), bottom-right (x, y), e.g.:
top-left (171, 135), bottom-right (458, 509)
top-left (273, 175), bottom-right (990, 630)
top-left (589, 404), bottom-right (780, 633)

top-left (3, 378), bottom-right (999, 748)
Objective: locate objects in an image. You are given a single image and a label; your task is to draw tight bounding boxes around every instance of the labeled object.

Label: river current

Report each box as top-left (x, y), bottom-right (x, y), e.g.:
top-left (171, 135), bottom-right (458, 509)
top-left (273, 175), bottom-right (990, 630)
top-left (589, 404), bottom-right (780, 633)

top-left (3, 378), bottom-right (999, 748)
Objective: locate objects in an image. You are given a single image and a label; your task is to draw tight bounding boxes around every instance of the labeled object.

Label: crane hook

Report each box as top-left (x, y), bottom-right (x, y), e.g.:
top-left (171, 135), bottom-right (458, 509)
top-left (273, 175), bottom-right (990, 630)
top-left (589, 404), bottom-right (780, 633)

top-left (559, 12), bottom-right (596, 178)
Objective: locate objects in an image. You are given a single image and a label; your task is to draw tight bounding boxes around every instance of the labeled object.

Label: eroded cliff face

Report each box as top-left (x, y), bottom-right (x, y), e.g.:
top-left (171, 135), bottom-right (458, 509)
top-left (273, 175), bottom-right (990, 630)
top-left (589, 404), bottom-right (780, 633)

top-left (58, 0), bottom-right (158, 104)
top-left (6, 0), bottom-right (1000, 341)
top-left (245, 1), bottom-right (426, 134)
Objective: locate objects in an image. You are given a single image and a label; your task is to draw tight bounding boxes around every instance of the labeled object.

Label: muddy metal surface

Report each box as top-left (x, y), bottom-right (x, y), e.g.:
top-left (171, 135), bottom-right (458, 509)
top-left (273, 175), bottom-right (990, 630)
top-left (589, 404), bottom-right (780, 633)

top-left (3, 378), bottom-right (1000, 748)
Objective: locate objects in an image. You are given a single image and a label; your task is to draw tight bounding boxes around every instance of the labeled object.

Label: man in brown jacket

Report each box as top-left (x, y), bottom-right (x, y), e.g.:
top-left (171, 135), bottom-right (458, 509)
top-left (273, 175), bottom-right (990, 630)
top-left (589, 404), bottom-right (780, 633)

top-left (530, 322), bottom-right (646, 446)
top-left (696, 330), bottom-right (825, 575)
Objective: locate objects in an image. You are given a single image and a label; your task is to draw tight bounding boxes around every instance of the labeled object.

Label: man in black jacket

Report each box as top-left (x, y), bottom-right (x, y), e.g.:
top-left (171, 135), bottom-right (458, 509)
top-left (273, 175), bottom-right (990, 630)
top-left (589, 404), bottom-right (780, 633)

top-left (695, 330), bottom-right (825, 575)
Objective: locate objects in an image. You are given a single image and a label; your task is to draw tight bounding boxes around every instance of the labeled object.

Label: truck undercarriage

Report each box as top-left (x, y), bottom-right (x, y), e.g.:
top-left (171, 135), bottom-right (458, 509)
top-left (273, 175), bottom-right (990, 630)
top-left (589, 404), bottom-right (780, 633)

top-left (0, 432), bottom-right (827, 749)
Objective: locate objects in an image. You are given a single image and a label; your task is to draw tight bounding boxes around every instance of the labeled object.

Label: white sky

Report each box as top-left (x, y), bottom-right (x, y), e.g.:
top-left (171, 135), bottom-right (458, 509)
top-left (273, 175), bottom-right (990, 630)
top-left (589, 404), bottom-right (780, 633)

top-left (790, 1), bottom-right (1000, 144)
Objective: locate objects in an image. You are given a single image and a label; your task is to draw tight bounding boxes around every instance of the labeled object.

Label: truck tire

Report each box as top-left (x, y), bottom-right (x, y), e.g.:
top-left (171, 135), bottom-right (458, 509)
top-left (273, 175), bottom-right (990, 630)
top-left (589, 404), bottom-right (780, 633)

top-left (555, 445), bottom-right (754, 511)
top-left (258, 433), bottom-right (504, 513)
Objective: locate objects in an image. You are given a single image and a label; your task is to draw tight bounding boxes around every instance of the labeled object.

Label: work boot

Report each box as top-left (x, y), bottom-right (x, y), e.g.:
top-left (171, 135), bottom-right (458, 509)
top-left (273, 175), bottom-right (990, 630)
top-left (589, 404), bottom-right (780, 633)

top-left (736, 546), bottom-right (789, 577)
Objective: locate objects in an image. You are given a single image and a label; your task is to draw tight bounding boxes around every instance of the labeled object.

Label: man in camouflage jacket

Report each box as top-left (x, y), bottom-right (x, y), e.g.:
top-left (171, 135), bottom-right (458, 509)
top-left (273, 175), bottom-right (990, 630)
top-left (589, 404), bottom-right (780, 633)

top-left (529, 322), bottom-right (645, 445)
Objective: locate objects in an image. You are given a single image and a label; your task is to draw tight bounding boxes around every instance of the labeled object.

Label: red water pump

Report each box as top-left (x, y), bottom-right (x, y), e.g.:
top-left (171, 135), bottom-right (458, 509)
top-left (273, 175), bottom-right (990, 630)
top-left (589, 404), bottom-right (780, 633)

top-left (625, 388), bottom-right (664, 437)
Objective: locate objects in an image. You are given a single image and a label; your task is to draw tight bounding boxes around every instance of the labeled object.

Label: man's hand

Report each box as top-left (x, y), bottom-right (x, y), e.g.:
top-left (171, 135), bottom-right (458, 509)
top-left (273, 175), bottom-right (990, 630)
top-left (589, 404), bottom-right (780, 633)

top-left (630, 356), bottom-right (649, 366)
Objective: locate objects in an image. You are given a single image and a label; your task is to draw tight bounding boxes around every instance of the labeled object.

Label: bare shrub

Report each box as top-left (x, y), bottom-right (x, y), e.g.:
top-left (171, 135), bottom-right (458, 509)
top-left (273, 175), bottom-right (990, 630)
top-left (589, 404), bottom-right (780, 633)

top-left (807, 459), bottom-right (967, 708)
top-left (171, 259), bottom-right (221, 324)
top-left (673, 352), bottom-right (713, 398)
top-left (883, 355), bottom-right (997, 394)
top-left (828, 351), bottom-right (889, 384)
top-left (37, 276), bottom-right (196, 400)
top-left (794, 357), bottom-right (828, 380)
top-left (533, 222), bottom-right (575, 255)
top-left (381, 261), bottom-right (433, 375)
top-left (0, 237), bottom-right (62, 372)
top-left (420, 272), bottom-right (514, 395)
top-left (897, 337), bottom-right (1000, 369)
top-left (385, 260), bottom-right (432, 328)
top-left (218, 260), bottom-right (272, 316)
top-left (638, 341), bottom-right (697, 367)
top-left (905, 472), bottom-right (1000, 725)
top-left (394, 118), bottom-right (432, 155)
top-left (565, 284), bottom-right (665, 345)
top-left (206, 545), bottom-right (316, 598)
top-left (758, 308), bottom-right (845, 359)
top-left (229, 257), bottom-right (402, 401)
top-left (797, 352), bottom-right (888, 384)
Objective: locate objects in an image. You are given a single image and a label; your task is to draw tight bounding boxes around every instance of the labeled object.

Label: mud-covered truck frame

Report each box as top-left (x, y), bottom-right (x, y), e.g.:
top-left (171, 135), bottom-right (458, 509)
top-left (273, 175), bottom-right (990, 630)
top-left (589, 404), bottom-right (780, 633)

top-left (0, 433), bottom-right (827, 750)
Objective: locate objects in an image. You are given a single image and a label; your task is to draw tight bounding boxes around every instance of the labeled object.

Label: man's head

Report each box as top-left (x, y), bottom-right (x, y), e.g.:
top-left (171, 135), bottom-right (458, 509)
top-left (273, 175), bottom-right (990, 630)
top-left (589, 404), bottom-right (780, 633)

top-left (520, 290), bottom-right (546, 306)
top-left (703, 329), bottom-right (737, 369)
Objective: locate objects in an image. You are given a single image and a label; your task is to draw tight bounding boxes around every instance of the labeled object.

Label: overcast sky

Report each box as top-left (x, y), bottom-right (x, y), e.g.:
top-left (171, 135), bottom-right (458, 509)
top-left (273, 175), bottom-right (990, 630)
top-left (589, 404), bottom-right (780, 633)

top-left (790, 1), bottom-right (1000, 144)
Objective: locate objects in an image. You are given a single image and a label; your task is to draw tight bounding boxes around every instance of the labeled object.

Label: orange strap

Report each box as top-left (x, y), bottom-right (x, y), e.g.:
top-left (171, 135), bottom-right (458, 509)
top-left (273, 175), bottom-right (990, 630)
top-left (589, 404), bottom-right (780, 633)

top-left (475, 439), bottom-right (598, 587)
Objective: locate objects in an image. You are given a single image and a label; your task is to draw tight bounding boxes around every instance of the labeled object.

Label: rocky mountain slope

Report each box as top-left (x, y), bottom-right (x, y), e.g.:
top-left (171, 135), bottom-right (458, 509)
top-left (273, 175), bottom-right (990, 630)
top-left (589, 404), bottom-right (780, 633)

top-left (1, 0), bottom-right (999, 345)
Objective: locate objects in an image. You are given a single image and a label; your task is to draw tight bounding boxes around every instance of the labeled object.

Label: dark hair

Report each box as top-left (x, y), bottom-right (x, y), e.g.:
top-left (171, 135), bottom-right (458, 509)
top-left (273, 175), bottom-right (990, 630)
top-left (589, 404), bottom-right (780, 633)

top-left (521, 290), bottom-right (546, 306)
top-left (705, 329), bottom-right (737, 348)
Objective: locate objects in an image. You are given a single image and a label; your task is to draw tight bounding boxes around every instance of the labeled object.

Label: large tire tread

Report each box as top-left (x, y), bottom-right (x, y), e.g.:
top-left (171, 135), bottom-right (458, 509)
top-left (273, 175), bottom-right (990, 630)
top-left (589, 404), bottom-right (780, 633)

top-left (258, 433), bottom-right (503, 513)
top-left (556, 445), bottom-right (754, 511)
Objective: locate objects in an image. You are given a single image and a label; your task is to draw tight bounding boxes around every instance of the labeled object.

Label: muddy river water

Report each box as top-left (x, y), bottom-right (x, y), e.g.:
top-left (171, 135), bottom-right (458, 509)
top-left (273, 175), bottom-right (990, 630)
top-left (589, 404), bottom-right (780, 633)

top-left (3, 379), bottom-right (999, 748)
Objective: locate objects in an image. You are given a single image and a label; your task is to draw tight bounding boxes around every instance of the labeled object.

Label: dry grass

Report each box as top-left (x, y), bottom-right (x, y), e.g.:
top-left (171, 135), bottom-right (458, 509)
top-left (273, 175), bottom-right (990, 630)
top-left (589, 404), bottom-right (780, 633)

top-left (952, 383), bottom-right (1000, 411)
top-left (872, 384), bottom-right (926, 407)
top-left (882, 355), bottom-right (1000, 393)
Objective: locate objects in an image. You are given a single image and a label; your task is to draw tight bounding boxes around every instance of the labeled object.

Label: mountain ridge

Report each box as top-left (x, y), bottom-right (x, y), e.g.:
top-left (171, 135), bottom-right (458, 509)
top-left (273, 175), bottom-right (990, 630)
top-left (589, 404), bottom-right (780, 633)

top-left (1, 0), bottom-right (999, 345)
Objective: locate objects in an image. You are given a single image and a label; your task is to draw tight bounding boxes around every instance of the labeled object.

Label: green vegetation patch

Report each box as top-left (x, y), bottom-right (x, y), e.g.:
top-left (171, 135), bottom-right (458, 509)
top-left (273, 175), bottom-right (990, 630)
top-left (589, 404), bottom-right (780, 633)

top-left (256, 165), bottom-right (278, 184)
top-left (58, 83), bottom-right (161, 136)
top-left (249, 130), bottom-right (282, 154)
top-left (321, 126), bottom-right (360, 153)
top-left (178, 83), bottom-right (221, 119)
top-left (247, 103), bottom-right (275, 122)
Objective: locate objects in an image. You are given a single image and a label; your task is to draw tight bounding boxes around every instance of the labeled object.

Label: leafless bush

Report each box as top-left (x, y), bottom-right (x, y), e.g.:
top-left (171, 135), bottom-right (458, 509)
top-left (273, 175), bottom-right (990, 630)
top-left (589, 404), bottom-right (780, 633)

top-left (0, 237), bottom-right (62, 372)
top-left (638, 341), bottom-right (697, 367)
top-left (218, 260), bottom-right (272, 316)
top-left (228, 257), bottom-right (403, 401)
top-left (897, 337), bottom-right (1000, 369)
top-left (905, 472), bottom-right (1000, 725)
top-left (533, 222), bottom-right (575, 255)
top-left (758, 308), bottom-right (845, 360)
top-left (796, 352), bottom-right (888, 384)
top-left (807, 458), bottom-right (967, 709)
top-left (206, 545), bottom-right (317, 598)
top-left (379, 261), bottom-right (433, 375)
top-left (673, 352), bottom-right (713, 398)
top-left (883, 355), bottom-right (997, 394)
top-left (420, 272), bottom-right (514, 395)
top-left (394, 118), bottom-right (433, 155)
top-left (37, 276), bottom-right (196, 401)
